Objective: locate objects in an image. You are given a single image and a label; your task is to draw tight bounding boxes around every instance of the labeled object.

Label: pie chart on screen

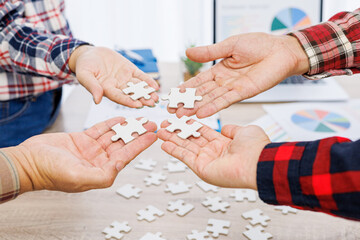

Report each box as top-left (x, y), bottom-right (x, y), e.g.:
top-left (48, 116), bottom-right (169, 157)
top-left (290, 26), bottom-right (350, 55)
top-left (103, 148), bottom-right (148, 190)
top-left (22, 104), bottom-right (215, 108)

top-left (291, 109), bottom-right (351, 133)
top-left (271, 8), bottom-right (311, 34)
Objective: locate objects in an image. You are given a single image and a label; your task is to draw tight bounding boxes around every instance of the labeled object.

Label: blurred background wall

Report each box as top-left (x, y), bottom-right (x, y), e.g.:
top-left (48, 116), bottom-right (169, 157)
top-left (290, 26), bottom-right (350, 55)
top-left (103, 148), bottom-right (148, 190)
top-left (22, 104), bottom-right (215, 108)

top-left (64, 0), bottom-right (359, 62)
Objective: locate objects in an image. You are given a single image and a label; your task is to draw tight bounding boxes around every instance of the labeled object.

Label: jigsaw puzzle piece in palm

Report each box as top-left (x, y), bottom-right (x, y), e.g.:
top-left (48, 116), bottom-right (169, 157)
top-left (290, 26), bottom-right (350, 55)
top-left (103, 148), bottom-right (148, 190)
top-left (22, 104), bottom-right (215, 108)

top-left (111, 118), bottom-right (148, 144)
top-left (162, 88), bottom-right (202, 109)
top-left (165, 116), bottom-right (203, 139)
top-left (122, 81), bottom-right (155, 100)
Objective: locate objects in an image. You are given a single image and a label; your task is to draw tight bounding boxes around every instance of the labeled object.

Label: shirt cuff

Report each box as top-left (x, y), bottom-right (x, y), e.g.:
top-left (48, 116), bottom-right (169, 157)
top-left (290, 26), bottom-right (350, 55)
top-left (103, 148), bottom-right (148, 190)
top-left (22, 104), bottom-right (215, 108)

top-left (0, 150), bottom-right (20, 203)
top-left (256, 142), bottom-right (306, 207)
top-left (50, 37), bottom-right (90, 79)
top-left (289, 22), bottom-right (355, 79)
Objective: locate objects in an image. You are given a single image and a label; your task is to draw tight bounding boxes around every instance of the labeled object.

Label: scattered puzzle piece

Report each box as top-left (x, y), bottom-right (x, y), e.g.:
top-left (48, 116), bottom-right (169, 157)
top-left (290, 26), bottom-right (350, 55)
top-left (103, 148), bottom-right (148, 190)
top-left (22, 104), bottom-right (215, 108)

top-left (135, 158), bottom-right (157, 171)
top-left (196, 181), bottom-right (219, 193)
top-left (229, 189), bottom-right (257, 202)
top-left (122, 81), bottom-right (155, 100)
top-left (274, 206), bottom-right (298, 215)
top-left (169, 157), bottom-right (179, 162)
top-left (165, 181), bottom-right (192, 195)
top-left (206, 219), bottom-right (231, 238)
top-left (137, 205), bottom-right (164, 222)
top-left (165, 116), bottom-right (203, 139)
top-left (116, 184), bottom-right (142, 199)
top-left (202, 197), bottom-right (230, 213)
top-left (243, 225), bottom-right (273, 240)
top-left (242, 209), bottom-right (270, 227)
top-left (162, 88), bottom-right (202, 109)
top-left (111, 118), bottom-right (148, 144)
top-left (167, 199), bottom-right (194, 216)
top-left (102, 221), bottom-right (131, 240)
top-left (140, 232), bottom-right (166, 240)
top-left (163, 161), bottom-right (187, 173)
top-left (144, 172), bottom-right (167, 186)
top-left (187, 230), bottom-right (213, 240)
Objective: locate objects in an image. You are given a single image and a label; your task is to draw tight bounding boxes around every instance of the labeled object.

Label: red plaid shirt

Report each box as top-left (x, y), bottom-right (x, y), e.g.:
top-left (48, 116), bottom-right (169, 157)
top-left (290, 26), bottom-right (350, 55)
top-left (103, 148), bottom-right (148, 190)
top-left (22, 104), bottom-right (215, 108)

top-left (258, 9), bottom-right (360, 221)
top-left (0, 0), bottom-right (88, 101)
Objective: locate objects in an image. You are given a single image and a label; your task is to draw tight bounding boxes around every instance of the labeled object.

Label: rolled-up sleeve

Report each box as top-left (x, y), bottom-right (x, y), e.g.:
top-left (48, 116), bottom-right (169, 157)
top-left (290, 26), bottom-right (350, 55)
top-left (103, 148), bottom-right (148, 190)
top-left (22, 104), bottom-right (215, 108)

top-left (0, 150), bottom-right (19, 203)
top-left (290, 8), bottom-right (360, 79)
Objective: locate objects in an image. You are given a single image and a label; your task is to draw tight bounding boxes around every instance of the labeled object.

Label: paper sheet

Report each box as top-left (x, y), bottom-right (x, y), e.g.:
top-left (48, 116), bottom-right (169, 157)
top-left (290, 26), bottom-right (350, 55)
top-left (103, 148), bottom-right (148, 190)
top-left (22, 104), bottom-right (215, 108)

top-left (263, 101), bottom-right (360, 141)
top-left (249, 115), bottom-right (291, 142)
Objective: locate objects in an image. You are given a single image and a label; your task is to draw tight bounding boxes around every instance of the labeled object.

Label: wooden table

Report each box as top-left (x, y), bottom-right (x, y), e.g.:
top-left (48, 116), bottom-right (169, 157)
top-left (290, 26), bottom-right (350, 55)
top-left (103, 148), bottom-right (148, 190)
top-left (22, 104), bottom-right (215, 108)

top-left (0, 63), bottom-right (359, 239)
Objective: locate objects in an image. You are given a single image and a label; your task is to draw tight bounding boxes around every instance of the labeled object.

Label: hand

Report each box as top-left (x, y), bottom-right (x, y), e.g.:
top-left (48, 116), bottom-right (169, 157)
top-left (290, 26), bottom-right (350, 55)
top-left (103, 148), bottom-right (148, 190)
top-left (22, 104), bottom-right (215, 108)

top-left (69, 46), bottom-right (159, 107)
top-left (169, 33), bottom-right (309, 118)
top-left (157, 122), bottom-right (270, 189)
top-left (3, 117), bottom-right (157, 193)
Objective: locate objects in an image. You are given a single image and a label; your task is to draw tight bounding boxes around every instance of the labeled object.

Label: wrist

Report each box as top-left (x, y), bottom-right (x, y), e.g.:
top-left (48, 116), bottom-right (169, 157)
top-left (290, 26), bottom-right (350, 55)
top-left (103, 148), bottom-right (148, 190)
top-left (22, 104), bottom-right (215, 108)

top-left (2, 147), bottom-right (34, 194)
top-left (283, 35), bottom-right (310, 75)
top-left (68, 45), bottom-right (94, 73)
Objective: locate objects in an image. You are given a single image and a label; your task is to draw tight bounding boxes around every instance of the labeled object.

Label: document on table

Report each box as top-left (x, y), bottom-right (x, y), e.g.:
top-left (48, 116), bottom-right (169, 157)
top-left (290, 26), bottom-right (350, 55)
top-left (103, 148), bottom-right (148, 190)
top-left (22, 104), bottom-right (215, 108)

top-left (263, 100), bottom-right (360, 141)
top-left (249, 114), bottom-right (292, 142)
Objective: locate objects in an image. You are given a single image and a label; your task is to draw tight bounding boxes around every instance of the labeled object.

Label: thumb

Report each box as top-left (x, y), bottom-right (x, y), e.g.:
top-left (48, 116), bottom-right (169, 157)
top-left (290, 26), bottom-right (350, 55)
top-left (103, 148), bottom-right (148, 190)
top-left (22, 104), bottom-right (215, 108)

top-left (77, 71), bottom-right (104, 104)
top-left (186, 37), bottom-right (236, 63)
top-left (221, 124), bottom-right (242, 139)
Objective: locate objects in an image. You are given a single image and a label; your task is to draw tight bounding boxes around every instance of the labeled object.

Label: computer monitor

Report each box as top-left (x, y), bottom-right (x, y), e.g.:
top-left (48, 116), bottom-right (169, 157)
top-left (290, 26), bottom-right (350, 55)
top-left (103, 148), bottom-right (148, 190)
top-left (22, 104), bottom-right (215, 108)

top-left (214, 0), bottom-right (323, 43)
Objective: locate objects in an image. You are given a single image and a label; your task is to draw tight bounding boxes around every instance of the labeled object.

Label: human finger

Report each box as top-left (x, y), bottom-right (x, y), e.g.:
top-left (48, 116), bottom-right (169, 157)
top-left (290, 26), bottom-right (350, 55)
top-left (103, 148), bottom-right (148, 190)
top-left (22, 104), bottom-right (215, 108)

top-left (186, 36), bottom-right (236, 63)
top-left (77, 71), bottom-right (104, 104)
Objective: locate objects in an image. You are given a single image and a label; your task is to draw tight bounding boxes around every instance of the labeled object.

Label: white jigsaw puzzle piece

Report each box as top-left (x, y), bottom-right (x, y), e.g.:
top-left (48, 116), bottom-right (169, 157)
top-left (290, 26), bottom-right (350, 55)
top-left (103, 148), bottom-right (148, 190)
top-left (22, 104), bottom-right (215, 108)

top-left (102, 221), bottom-right (131, 240)
top-left (140, 232), bottom-right (166, 240)
top-left (167, 199), bottom-right (194, 216)
top-left (274, 206), bottom-right (298, 215)
top-left (137, 205), bottom-right (164, 222)
top-left (144, 172), bottom-right (167, 186)
top-left (135, 158), bottom-right (157, 171)
top-left (196, 181), bottom-right (219, 193)
top-left (206, 219), bottom-right (231, 238)
top-left (187, 230), bottom-right (213, 240)
top-left (165, 181), bottom-right (192, 195)
top-left (242, 209), bottom-right (271, 227)
top-left (162, 88), bottom-right (202, 109)
top-left (111, 118), bottom-right (148, 144)
top-left (116, 184), bottom-right (142, 199)
top-left (165, 116), bottom-right (203, 139)
top-left (163, 161), bottom-right (187, 173)
top-left (202, 197), bottom-right (230, 213)
top-left (122, 81), bottom-right (155, 100)
top-left (229, 189), bottom-right (257, 202)
top-left (243, 225), bottom-right (273, 240)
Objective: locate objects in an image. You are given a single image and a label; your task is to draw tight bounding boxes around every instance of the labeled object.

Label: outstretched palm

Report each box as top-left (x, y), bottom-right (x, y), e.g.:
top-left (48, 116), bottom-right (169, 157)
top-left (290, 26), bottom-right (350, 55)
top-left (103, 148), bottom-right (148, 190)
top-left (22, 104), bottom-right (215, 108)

top-left (157, 121), bottom-right (270, 189)
top-left (170, 33), bottom-right (308, 118)
top-left (19, 117), bottom-right (157, 192)
top-left (73, 46), bottom-right (159, 107)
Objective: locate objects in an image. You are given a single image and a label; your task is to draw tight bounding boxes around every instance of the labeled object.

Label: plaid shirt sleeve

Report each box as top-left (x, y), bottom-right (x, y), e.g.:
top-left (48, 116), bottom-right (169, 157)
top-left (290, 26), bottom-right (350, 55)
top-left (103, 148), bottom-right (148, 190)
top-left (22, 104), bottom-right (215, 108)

top-left (0, 150), bottom-right (19, 203)
top-left (290, 8), bottom-right (360, 79)
top-left (257, 137), bottom-right (360, 221)
top-left (0, 0), bottom-right (88, 80)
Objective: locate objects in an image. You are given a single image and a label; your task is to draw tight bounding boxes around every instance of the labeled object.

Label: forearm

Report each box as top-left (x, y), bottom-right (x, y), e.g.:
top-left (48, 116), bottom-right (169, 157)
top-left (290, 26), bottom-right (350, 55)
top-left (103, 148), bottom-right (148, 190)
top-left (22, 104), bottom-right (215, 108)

top-left (289, 8), bottom-right (360, 79)
top-left (0, 0), bottom-right (89, 80)
top-left (0, 148), bottom-right (24, 203)
top-left (257, 137), bottom-right (360, 221)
